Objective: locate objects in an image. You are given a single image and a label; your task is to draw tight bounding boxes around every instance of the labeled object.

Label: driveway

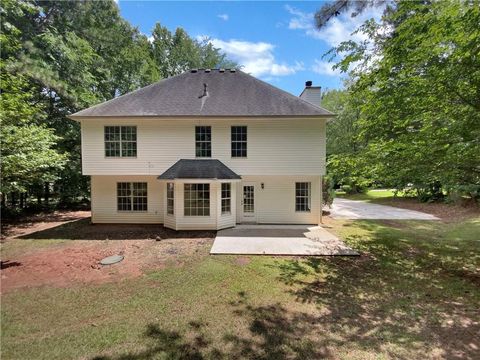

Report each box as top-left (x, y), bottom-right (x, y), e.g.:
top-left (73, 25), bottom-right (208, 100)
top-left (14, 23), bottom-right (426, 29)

top-left (210, 225), bottom-right (358, 256)
top-left (330, 198), bottom-right (440, 220)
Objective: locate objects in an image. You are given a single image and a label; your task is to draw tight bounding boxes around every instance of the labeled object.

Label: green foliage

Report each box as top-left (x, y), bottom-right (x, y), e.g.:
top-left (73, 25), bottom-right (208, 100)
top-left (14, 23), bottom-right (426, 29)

top-left (0, 0), bottom-right (235, 208)
top-left (0, 67), bottom-right (67, 195)
top-left (323, 1), bottom-right (480, 201)
top-left (151, 23), bottom-right (236, 78)
top-left (322, 176), bottom-right (335, 206)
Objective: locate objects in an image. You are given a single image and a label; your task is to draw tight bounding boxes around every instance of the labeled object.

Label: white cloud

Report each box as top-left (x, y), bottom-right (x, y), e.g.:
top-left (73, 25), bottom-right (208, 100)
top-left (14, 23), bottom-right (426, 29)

top-left (285, 4), bottom-right (384, 47)
top-left (200, 37), bottom-right (304, 77)
top-left (311, 59), bottom-right (341, 76)
top-left (217, 14), bottom-right (229, 21)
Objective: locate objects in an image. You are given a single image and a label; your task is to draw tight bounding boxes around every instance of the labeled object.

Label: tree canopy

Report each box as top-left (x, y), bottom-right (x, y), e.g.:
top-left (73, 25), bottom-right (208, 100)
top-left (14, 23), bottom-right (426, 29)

top-left (319, 1), bottom-right (480, 200)
top-left (0, 0), bottom-right (235, 211)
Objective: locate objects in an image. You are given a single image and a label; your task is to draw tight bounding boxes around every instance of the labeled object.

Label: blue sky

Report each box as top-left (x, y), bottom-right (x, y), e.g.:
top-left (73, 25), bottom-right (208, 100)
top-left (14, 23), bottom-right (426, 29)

top-left (118, 1), bottom-right (382, 95)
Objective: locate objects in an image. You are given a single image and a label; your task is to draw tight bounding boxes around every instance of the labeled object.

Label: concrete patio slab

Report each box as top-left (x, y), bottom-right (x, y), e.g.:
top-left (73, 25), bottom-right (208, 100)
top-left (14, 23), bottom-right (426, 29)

top-left (210, 225), bottom-right (358, 256)
top-left (330, 198), bottom-right (440, 220)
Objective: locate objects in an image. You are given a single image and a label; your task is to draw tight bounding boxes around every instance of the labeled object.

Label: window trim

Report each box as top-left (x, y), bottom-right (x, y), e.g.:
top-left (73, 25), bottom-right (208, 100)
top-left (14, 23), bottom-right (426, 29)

top-left (231, 125), bottom-right (247, 158)
top-left (295, 182), bottom-right (311, 213)
top-left (195, 126), bottom-right (212, 158)
top-left (221, 183), bottom-right (231, 215)
top-left (104, 126), bottom-right (137, 158)
top-left (184, 183), bottom-right (210, 217)
top-left (117, 182), bottom-right (148, 212)
top-left (166, 182), bottom-right (174, 215)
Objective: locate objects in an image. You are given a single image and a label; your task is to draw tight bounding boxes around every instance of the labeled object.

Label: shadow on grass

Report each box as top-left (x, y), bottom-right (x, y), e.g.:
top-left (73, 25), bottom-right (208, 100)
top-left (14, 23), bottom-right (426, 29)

top-left (92, 292), bottom-right (332, 360)
top-left (18, 218), bottom-right (216, 241)
top-left (273, 220), bottom-right (480, 359)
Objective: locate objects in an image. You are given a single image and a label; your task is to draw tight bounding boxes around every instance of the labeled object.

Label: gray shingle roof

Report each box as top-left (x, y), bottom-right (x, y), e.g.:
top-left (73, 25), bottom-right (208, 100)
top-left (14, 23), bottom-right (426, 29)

top-left (71, 69), bottom-right (332, 117)
top-left (158, 159), bottom-right (241, 180)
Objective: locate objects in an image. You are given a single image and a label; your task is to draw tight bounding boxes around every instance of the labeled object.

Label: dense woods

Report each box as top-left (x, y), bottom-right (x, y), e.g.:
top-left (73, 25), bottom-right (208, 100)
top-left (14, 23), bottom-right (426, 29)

top-left (320, 0), bottom-right (480, 202)
top-left (0, 0), bottom-right (235, 216)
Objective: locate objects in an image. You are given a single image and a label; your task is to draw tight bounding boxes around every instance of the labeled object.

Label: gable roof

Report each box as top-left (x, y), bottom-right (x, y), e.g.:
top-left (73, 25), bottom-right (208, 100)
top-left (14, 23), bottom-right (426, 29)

top-left (158, 159), bottom-right (241, 180)
top-left (70, 69), bottom-right (333, 118)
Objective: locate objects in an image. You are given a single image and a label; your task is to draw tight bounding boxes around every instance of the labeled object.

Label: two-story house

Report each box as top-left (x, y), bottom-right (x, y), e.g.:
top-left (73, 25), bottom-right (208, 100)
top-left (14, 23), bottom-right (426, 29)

top-left (70, 69), bottom-right (332, 230)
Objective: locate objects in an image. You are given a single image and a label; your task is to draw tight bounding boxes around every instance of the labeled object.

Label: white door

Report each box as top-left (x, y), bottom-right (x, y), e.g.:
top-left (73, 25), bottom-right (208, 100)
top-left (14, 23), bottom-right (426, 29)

top-left (241, 183), bottom-right (256, 222)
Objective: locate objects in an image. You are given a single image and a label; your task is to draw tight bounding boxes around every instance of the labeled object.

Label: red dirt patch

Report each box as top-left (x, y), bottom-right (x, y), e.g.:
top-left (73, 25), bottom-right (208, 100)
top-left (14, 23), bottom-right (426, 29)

top-left (1, 238), bottom-right (213, 293)
top-left (1, 210), bottom-right (91, 239)
top-left (0, 210), bottom-right (215, 293)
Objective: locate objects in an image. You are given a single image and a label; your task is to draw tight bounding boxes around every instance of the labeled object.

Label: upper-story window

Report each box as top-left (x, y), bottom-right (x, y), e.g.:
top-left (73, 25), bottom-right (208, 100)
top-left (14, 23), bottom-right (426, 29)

top-left (105, 126), bottom-right (137, 157)
top-left (195, 126), bottom-right (211, 158)
top-left (231, 126), bottom-right (247, 158)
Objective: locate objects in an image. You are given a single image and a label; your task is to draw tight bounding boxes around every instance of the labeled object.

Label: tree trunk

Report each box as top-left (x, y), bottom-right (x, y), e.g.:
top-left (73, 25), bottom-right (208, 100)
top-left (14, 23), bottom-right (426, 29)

top-left (20, 193), bottom-right (25, 208)
top-left (44, 182), bottom-right (50, 205)
top-left (10, 192), bottom-right (16, 208)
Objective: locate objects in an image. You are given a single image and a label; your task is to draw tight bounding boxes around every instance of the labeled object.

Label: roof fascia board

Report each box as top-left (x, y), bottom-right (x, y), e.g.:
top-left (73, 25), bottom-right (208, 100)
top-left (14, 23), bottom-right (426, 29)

top-left (68, 115), bottom-right (334, 122)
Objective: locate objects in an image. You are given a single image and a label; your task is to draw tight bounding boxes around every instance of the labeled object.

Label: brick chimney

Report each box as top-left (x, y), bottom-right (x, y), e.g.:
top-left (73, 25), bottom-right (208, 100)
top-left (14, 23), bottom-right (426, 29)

top-left (299, 80), bottom-right (321, 107)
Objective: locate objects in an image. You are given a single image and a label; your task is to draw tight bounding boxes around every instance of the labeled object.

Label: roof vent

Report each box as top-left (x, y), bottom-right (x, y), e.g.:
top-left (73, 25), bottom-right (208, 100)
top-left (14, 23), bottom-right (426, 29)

top-left (305, 80), bottom-right (312, 87)
top-left (191, 69), bottom-right (198, 73)
top-left (205, 69), bottom-right (211, 73)
top-left (219, 68), bottom-right (225, 73)
top-left (230, 69), bottom-right (236, 73)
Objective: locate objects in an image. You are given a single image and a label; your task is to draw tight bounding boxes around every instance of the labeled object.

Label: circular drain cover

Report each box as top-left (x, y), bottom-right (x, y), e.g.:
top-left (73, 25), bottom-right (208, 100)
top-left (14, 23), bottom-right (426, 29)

top-left (100, 255), bottom-right (124, 265)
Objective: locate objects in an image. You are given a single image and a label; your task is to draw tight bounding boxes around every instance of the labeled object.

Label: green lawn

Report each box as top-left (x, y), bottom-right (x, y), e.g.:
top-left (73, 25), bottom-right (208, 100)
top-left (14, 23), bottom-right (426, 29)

top-left (1, 217), bottom-right (479, 359)
top-left (336, 189), bottom-right (402, 202)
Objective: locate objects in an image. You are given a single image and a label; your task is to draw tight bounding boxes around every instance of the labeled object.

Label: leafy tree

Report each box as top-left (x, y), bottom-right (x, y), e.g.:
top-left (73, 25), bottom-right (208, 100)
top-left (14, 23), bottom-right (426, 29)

top-left (0, 70), bottom-right (66, 196)
top-left (317, 1), bottom-right (480, 201)
top-left (1, 0), bottom-right (236, 212)
top-left (315, 0), bottom-right (386, 29)
top-left (151, 23), bottom-right (236, 78)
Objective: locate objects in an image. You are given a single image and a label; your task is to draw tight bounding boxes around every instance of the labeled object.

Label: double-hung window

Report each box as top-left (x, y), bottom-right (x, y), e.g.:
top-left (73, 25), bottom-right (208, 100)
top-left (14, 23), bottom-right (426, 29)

top-left (295, 182), bottom-right (311, 212)
top-left (117, 182), bottom-right (147, 211)
top-left (231, 126), bottom-right (247, 158)
top-left (221, 183), bottom-right (231, 215)
top-left (195, 126), bottom-right (211, 158)
top-left (105, 126), bottom-right (137, 157)
top-left (184, 184), bottom-right (210, 216)
top-left (167, 183), bottom-right (174, 215)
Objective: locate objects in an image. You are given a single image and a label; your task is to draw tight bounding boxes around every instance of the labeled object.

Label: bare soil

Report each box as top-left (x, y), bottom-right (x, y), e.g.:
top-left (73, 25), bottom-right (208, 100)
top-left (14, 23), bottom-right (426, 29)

top-left (0, 211), bottom-right (215, 293)
top-left (1, 210), bottom-right (91, 239)
top-left (375, 197), bottom-right (479, 222)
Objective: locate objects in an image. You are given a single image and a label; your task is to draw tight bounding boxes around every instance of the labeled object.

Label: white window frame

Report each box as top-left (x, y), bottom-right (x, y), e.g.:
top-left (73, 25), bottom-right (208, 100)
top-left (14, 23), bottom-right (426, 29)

top-left (295, 182), bottom-right (311, 212)
top-left (184, 183), bottom-right (210, 216)
top-left (117, 182), bottom-right (147, 212)
top-left (195, 126), bottom-right (211, 158)
top-left (167, 183), bottom-right (174, 215)
top-left (221, 183), bottom-right (231, 215)
top-left (231, 126), bottom-right (247, 158)
top-left (105, 126), bottom-right (137, 157)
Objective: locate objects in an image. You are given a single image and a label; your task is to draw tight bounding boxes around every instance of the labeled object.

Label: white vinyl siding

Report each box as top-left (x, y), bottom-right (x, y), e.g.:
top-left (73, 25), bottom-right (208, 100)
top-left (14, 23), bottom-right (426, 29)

top-left (236, 176), bottom-right (321, 224)
top-left (91, 175), bottom-right (162, 224)
top-left (81, 118), bottom-right (326, 176)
